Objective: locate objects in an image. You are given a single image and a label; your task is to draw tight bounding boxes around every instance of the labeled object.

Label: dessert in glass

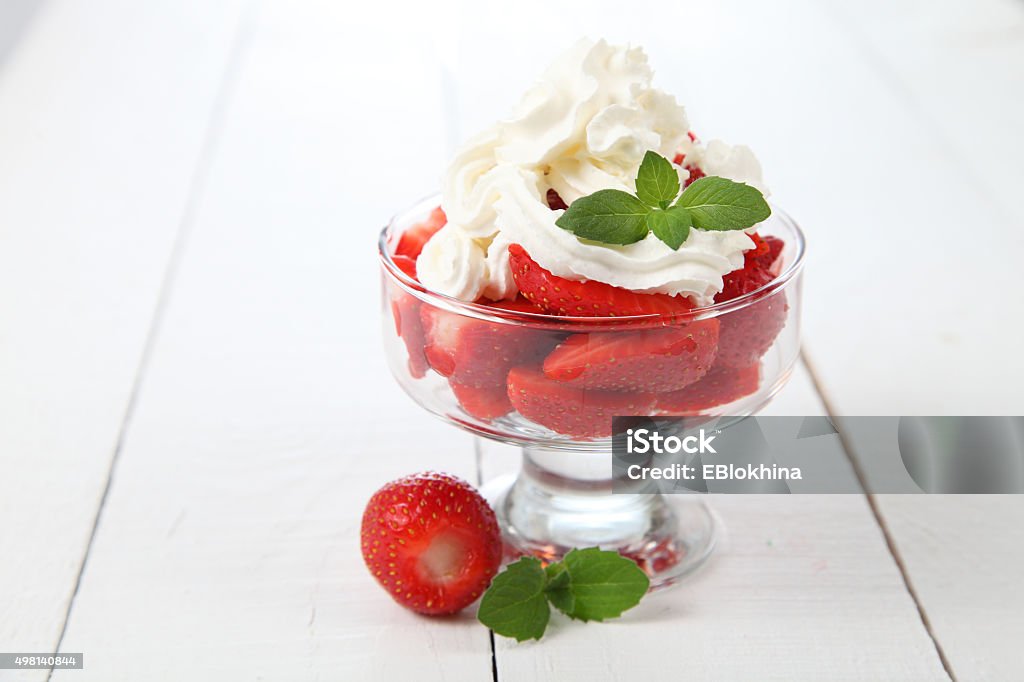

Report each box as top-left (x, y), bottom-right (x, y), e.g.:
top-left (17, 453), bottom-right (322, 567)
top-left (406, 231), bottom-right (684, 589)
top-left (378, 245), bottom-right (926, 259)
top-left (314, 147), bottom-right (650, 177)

top-left (378, 40), bottom-right (805, 588)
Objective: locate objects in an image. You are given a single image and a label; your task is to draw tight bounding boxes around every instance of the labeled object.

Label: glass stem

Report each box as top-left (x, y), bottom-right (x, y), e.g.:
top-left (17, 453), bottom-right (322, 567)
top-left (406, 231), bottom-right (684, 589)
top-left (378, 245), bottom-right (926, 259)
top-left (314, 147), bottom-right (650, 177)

top-left (502, 446), bottom-right (672, 554)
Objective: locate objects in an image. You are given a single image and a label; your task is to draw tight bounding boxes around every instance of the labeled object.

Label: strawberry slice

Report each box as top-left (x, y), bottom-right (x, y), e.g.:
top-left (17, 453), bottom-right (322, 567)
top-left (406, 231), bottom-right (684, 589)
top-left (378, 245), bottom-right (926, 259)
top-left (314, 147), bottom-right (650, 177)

top-left (390, 295), bottom-right (428, 379)
top-left (507, 366), bottom-right (656, 439)
top-left (508, 244), bottom-right (694, 317)
top-left (481, 294), bottom-right (545, 315)
top-left (421, 306), bottom-right (562, 387)
top-left (387, 254), bottom-right (427, 379)
top-left (450, 381), bottom-right (512, 420)
top-left (396, 206), bottom-right (447, 259)
top-left (714, 235), bottom-right (788, 368)
top-left (361, 472), bottom-right (502, 615)
top-left (391, 253), bottom-right (418, 279)
top-left (542, 320), bottom-right (719, 393)
top-left (656, 363), bottom-right (761, 414)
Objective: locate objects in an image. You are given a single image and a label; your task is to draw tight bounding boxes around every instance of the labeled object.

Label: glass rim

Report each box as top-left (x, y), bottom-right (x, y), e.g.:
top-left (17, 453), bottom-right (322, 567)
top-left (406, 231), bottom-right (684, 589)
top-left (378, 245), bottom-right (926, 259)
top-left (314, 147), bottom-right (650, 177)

top-left (378, 193), bottom-right (806, 325)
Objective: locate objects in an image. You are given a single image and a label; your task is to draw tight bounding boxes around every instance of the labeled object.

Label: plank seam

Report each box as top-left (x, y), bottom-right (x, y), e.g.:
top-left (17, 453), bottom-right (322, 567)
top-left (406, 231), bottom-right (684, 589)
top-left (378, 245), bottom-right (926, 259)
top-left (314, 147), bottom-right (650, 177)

top-left (43, 3), bottom-right (259, 678)
top-left (473, 438), bottom-right (501, 681)
top-left (800, 348), bottom-right (957, 682)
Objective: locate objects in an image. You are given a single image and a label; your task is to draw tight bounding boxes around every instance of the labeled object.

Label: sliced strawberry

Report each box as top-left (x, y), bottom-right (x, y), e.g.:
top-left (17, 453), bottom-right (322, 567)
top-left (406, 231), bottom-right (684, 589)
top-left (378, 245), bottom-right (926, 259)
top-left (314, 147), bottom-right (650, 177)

top-left (450, 381), bottom-right (512, 420)
top-left (682, 164), bottom-right (705, 188)
top-left (720, 234), bottom-right (786, 297)
top-left (508, 244), bottom-right (694, 317)
top-left (395, 206), bottom-right (447, 259)
top-left (361, 472), bottom-right (502, 615)
top-left (478, 294), bottom-right (545, 315)
top-left (421, 306), bottom-right (562, 387)
top-left (390, 294), bottom-right (428, 379)
top-left (656, 363), bottom-right (761, 414)
top-left (714, 235), bottom-right (788, 368)
top-left (392, 253), bottom-right (418, 280)
top-left (757, 235), bottom-right (785, 275)
top-left (542, 320), bottom-right (719, 393)
top-left (545, 188), bottom-right (569, 210)
top-left (507, 366), bottom-right (656, 439)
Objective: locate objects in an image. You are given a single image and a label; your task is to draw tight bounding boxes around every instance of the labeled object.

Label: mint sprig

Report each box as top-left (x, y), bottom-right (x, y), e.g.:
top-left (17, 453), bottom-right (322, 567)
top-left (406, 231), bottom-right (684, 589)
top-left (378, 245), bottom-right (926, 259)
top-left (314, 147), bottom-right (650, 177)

top-left (548, 190), bottom-right (650, 245)
top-left (477, 549), bottom-right (649, 641)
top-left (475, 557), bottom-right (550, 642)
top-left (554, 150), bottom-right (770, 249)
top-left (635, 150), bottom-right (680, 209)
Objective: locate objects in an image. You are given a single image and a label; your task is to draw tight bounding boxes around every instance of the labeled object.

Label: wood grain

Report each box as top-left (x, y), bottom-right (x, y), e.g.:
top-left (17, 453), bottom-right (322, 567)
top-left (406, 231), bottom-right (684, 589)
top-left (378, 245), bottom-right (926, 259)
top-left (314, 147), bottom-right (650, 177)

top-left (50, 1), bottom-right (492, 680)
top-left (0, 3), bottom-right (246, 678)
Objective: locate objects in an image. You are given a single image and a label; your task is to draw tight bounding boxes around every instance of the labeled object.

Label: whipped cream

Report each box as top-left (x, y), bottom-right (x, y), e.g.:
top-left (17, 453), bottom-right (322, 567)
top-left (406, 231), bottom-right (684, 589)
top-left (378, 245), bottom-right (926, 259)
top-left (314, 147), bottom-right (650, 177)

top-left (417, 39), bottom-right (768, 306)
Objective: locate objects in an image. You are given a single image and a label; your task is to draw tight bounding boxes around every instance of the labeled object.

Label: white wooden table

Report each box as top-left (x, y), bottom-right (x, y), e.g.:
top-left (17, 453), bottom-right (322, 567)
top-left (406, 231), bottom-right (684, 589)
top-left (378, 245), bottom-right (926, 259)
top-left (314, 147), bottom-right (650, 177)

top-left (1, 1), bottom-right (1022, 680)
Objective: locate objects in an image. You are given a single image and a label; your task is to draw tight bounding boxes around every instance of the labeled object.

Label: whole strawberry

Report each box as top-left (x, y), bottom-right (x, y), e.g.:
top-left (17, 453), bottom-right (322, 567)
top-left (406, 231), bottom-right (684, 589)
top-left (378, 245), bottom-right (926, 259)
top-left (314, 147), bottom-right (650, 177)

top-left (361, 472), bottom-right (502, 615)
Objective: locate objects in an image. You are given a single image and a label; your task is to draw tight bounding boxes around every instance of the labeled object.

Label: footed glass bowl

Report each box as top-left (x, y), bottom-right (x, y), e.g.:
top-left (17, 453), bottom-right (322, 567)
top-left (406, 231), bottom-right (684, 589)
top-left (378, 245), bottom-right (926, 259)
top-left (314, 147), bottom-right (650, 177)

top-left (379, 195), bottom-right (805, 588)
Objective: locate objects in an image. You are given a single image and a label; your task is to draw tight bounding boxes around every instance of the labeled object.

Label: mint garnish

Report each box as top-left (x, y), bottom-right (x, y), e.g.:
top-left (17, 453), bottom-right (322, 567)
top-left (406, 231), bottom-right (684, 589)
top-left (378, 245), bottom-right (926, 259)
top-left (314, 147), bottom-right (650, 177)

top-left (550, 190), bottom-right (651, 245)
top-left (646, 204), bottom-right (692, 250)
top-left (543, 562), bottom-right (575, 615)
top-left (477, 548), bottom-right (649, 641)
top-left (635, 149), bottom-right (680, 209)
top-left (675, 175), bottom-right (772, 231)
top-left (476, 557), bottom-right (550, 642)
top-left (555, 150), bottom-right (770, 249)
top-left (558, 548), bottom-right (651, 622)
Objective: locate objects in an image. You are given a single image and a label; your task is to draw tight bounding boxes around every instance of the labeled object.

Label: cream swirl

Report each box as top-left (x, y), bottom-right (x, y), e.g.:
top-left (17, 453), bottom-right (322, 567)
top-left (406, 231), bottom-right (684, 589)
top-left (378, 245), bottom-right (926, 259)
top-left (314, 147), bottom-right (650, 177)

top-left (416, 225), bottom-right (487, 301)
top-left (420, 39), bottom-right (768, 305)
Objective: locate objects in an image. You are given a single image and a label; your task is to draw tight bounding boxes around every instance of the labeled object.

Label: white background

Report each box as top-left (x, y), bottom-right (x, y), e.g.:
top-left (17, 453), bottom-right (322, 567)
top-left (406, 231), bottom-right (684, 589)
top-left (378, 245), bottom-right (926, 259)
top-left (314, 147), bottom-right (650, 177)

top-left (1, 0), bottom-right (1022, 680)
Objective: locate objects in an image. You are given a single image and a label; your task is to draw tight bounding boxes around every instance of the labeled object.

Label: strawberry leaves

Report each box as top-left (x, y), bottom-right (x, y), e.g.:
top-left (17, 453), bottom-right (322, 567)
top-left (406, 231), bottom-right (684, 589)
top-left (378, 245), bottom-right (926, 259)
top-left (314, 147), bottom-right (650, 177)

top-left (555, 150), bottom-right (770, 250)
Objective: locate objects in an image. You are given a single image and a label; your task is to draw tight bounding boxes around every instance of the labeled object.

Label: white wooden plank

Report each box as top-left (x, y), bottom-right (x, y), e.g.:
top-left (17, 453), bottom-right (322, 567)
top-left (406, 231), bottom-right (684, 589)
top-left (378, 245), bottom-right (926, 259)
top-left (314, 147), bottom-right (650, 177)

top-left (50, 2), bottom-right (493, 680)
top-left (0, 1), bottom-right (246, 676)
top-left (497, 496), bottom-right (947, 682)
top-left (485, 363), bottom-right (947, 681)
top-left (782, 1), bottom-right (1024, 679)
top-left (871, 496), bottom-right (1024, 682)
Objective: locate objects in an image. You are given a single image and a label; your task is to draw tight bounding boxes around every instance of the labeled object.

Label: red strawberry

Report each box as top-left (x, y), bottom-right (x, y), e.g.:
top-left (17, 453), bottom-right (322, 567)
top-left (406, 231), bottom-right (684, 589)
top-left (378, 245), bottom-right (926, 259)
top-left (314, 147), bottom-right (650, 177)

top-left (507, 366), bottom-right (656, 439)
top-left (756, 235), bottom-right (785, 275)
top-left (508, 244), bottom-right (694, 318)
top-left (388, 267), bottom-right (429, 378)
top-left (657, 363), bottom-right (761, 414)
top-left (542, 320), bottom-right (719, 393)
top-left (392, 253), bottom-right (418, 280)
top-left (421, 306), bottom-right (562, 387)
top-left (714, 235), bottom-right (788, 368)
top-left (546, 189), bottom-right (569, 210)
top-left (395, 206), bottom-right (447, 259)
top-left (361, 472), bottom-right (502, 615)
top-left (479, 294), bottom-right (545, 315)
top-left (719, 233), bottom-right (786, 299)
top-left (450, 380), bottom-right (512, 420)
top-left (682, 164), bottom-right (705, 187)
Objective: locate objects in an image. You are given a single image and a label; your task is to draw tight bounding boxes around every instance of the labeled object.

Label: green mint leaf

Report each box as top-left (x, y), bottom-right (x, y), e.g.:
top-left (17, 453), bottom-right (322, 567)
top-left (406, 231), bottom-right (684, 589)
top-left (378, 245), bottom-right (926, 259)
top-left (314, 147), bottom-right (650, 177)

top-left (560, 548), bottom-right (649, 622)
top-left (675, 176), bottom-right (770, 231)
top-left (646, 205), bottom-right (692, 250)
top-left (555, 189), bottom-right (652, 245)
top-left (543, 563), bottom-right (575, 616)
top-left (635, 151), bottom-right (680, 209)
top-left (477, 557), bottom-right (550, 642)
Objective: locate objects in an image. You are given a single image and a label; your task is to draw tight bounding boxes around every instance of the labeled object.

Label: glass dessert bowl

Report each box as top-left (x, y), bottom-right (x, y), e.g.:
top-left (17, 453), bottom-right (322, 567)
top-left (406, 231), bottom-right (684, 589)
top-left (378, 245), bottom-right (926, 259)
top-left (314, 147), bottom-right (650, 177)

top-left (379, 195), bottom-right (805, 588)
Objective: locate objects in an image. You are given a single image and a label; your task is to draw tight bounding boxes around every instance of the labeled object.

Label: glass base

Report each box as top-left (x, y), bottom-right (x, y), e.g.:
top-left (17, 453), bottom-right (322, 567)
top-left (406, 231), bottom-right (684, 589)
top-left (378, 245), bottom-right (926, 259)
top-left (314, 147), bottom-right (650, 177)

top-left (481, 447), bottom-right (718, 590)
